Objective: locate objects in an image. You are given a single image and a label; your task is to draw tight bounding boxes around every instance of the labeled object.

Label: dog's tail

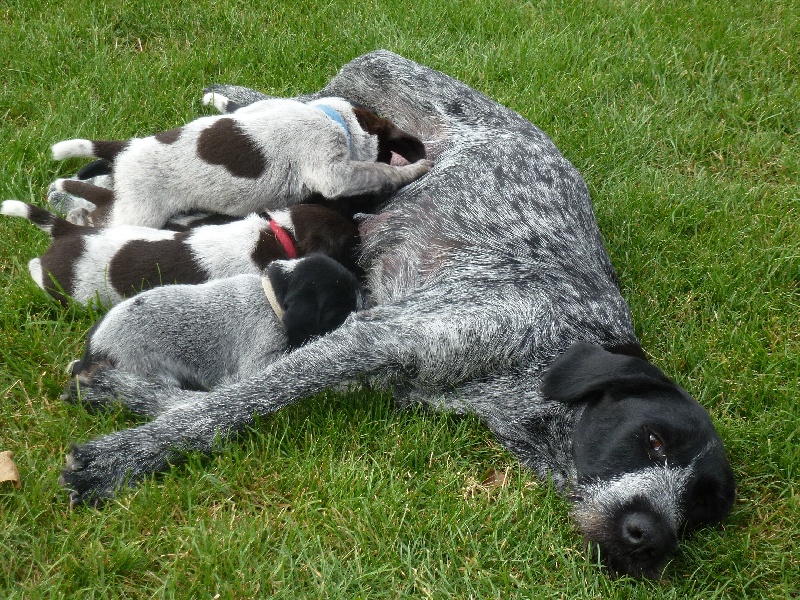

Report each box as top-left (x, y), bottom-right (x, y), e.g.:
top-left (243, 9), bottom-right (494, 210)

top-left (1, 199), bottom-right (71, 235)
top-left (52, 139), bottom-right (127, 162)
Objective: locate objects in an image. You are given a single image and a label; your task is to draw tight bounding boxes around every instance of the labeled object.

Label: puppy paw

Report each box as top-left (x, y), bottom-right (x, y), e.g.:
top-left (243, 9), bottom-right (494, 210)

top-left (202, 91), bottom-right (231, 113)
top-left (202, 84), bottom-right (271, 113)
top-left (46, 185), bottom-right (95, 218)
top-left (65, 206), bottom-right (94, 226)
top-left (403, 159), bottom-right (434, 181)
top-left (61, 364), bottom-right (120, 409)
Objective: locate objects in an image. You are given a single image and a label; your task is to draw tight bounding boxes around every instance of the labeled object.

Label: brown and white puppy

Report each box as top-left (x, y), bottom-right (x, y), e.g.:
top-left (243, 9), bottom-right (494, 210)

top-left (1, 200), bottom-right (359, 307)
top-left (50, 97), bottom-right (431, 228)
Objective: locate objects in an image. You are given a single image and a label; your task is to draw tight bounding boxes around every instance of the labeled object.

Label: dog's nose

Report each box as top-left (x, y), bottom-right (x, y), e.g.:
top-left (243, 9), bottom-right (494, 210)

top-left (620, 511), bottom-right (678, 557)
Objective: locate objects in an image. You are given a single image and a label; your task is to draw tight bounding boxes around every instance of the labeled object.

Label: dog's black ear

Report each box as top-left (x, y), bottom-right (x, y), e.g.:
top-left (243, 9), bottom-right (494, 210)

top-left (382, 129), bottom-right (427, 163)
top-left (266, 256), bottom-right (360, 348)
top-left (352, 108), bottom-right (427, 164)
top-left (541, 342), bottom-right (676, 404)
top-left (76, 159), bottom-right (112, 180)
top-left (265, 260), bottom-right (293, 312)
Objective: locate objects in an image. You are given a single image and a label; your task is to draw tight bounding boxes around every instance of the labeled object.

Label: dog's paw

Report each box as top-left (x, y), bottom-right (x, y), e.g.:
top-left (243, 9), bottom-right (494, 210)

top-left (46, 184), bottom-right (95, 218)
top-left (65, 206), bottom-right (94, 226)
top-left (202, 91), bottom-right (231, 114)
top-left (60, 443), bottom-right (119, 507)
top-left (61, 364), bottom-right (121, 410)
top-left (60, 424), bottom-right (175, 507)
top-left (202, 84), bottom-right (272, 113)
top-left (60, 436), bottom-right (151, 507)
top-left (403, 159), bottom-right (434, 180)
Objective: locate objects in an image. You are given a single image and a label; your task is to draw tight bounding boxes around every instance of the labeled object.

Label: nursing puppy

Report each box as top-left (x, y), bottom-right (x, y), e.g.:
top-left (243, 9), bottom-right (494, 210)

top-left (67, 254), bottom-right (364, 394)
top-left (50, 97), bottom-right (431, 228)
top-left (1, 200), bottom-right (358, 306)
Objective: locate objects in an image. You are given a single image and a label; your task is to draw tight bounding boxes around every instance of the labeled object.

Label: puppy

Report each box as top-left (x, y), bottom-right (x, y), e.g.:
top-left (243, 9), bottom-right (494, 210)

top-left (1, 200), bottom-right (359, 307)
top-left (67, 254), bottom-right (364, 394)
top-left (50, 97), bottom-right (432, 228)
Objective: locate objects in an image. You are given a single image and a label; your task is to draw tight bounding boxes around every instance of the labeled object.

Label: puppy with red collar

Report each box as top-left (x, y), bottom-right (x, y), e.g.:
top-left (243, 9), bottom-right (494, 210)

top-left (50, 97), bottom-right (431, 229)
top-left (1, 200), bottom-right (358, 307)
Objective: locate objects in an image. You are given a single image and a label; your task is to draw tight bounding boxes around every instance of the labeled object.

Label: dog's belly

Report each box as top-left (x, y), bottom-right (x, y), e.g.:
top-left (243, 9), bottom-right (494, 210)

top-left (361, 134), bottom-right (619, 307)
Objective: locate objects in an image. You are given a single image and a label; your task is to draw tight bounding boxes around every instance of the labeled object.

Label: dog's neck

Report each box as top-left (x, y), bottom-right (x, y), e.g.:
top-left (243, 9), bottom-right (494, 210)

top-left (269, 220), bottom-right (297, 259)
top-left (314, 104), bottom-right (352, 152)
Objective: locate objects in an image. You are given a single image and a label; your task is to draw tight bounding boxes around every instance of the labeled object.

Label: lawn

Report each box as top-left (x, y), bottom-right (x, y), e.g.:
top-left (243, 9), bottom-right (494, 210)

top-left (1, 0), bottom-right (798, 597)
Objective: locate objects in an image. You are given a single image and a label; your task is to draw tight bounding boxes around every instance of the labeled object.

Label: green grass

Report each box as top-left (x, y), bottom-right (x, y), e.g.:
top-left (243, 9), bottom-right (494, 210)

top-left (1, 0), bottom-right (798, 597)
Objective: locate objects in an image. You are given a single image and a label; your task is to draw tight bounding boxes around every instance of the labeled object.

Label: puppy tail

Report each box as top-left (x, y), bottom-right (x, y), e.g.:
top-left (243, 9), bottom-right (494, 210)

top-left (28, 258), bottom-right (46, 290)
top-left (52, 139), bottom-right (127, 161)
top-left (2, 199), bottom-right (63, 234)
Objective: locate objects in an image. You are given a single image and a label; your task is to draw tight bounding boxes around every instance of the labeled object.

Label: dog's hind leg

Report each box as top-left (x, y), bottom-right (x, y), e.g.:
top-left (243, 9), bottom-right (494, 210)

top-left (59, 336), bottom-right (379, 504)
top-left (202, 85), bottom-right (273, 114)
top-left (52, 180), bottom-right (114, 225)
top-left (54, 179), bottom-right (114, 207)
top-left (66, 368), bottom-right (188, 415)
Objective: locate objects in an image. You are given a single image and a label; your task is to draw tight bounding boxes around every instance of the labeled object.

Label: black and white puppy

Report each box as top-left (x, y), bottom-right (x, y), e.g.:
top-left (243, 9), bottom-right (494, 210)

top-left (67, 254), bottom-right (364, 394)
top-left (1, 200), bottom-right (358, 307)
top-left (50, 97), bottom-right (431, 228)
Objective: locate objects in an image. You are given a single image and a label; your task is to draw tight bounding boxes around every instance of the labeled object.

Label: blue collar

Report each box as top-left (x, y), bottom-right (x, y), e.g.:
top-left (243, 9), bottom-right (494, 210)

top-left (315, 104), bottom-right (352, 151)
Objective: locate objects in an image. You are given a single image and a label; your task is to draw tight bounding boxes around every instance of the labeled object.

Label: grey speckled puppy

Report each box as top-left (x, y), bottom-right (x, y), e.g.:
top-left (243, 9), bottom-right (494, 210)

top-left (66, 253), bottom-right (363, 397)
top-left (61, 51), bottom-right (735, 579)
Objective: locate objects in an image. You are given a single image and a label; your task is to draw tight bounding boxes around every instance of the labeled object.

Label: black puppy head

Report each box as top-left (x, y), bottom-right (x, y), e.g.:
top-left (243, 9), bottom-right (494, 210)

top-left (266, 254), bottom-right (361, 349)
top-left (541, 342), bottom-right (736, 577)
top-left (352, 108), bottom-right (427, 164)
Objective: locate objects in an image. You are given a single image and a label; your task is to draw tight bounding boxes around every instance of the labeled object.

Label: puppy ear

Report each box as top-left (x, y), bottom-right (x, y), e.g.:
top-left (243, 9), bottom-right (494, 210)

top-left (382, 129), bottom-right (427, 163)
top-left (76, 159), bottom-right (112, 180)
top-left (541, 342), bottom-right (676, 404)
top-left (352, 108), bottom-right (427, 163)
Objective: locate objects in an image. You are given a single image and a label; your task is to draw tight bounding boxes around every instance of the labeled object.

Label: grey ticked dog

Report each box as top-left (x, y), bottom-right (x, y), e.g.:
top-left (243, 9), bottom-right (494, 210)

top-left (61, 51), bottom-right (736, 578)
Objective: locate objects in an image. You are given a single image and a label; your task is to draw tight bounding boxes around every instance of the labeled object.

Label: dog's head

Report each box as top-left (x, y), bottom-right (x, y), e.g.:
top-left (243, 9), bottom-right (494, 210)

top-left (265, 254), bottom-right (363, 349)
top-left (541, 342), bottom-right (736, 578)
top-left (285, 204), bottom-right (360, 271)
top-left (352, 108), bottom-right (427, 165)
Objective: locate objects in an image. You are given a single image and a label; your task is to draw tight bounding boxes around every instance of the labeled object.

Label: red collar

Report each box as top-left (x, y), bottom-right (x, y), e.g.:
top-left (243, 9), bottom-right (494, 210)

top-left (269, 220), bottom-right (297, 259)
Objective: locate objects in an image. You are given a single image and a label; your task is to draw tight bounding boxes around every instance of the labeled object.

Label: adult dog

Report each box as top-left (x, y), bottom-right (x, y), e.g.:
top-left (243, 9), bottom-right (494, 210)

top-left (50, 97), bottom-right (431, 228)
top-left (61, 52), bottom-right (736, 578)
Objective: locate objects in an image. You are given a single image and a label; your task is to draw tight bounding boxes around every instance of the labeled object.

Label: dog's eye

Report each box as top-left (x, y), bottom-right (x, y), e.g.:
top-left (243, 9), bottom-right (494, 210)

top-left (647, 430), bottom-right (666, 457)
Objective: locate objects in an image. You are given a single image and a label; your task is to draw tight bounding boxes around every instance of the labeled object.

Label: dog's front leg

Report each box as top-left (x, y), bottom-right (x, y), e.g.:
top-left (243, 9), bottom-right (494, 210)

top-left (314, 159), bottom-right (434, 199)
top-left (59, 292), bottom-right (526, 506)
top-left (59, 314), bottom-right (405, 506)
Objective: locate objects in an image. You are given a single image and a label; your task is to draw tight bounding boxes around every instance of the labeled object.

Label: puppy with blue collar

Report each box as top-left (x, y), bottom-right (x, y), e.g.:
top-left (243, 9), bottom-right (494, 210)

top-left (50, 97), bottom-right (431, 229)
top-left (66, 254), bottom-right (364, 396)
